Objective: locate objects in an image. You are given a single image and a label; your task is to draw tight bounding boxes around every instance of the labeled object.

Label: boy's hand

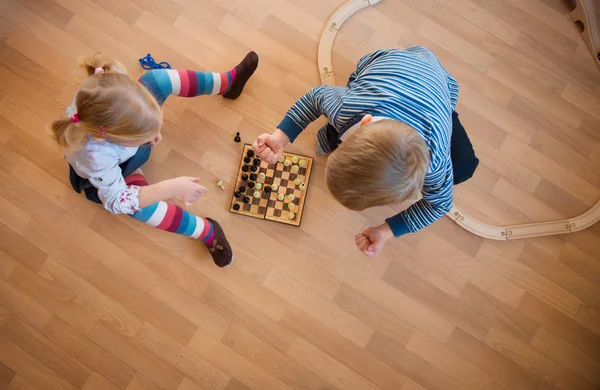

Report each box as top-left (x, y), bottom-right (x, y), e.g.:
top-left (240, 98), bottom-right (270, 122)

top-left (355, 223), bottom-right (394, 258)
top-left (252, 129), bottom-right (290, 164)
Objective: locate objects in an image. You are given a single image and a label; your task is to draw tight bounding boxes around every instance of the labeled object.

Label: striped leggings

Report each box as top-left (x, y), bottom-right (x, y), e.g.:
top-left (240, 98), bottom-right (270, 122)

top-left (126, 171), bottom-right (215, 244)
top-left (138, 68), bottom-right (236, 105)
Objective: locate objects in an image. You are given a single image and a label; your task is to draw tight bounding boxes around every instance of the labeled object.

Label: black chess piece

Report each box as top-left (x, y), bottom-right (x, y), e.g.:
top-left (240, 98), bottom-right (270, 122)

top-left (234, 132), bottom-right (241, 143)
top-left (233, 203), bottom-right (241, 210)
top-left (243, 156), bottom-right (251, 164)
top-left (264, 186), bottom-right (271, 193)
top-left (242, 165), bottom-right (250, 172)
top-left (234, 191), bottom-right (242, 198)
top-left (250, 165), bottom-right (258, 172)
top-left (247, 181), bottom-right (255, 189)
top-left (239, 186), bottom-right (246, 193)
top-left (249, 173), bottom-right (257, 181)
top-left (242, 196), bottom-right (250, 203)
top-left (241, 174), bottom-right (249, 181)
top-left (253, 158), bottom-right (261, 166)
top-left (247, 149), bottom-right (255, 158)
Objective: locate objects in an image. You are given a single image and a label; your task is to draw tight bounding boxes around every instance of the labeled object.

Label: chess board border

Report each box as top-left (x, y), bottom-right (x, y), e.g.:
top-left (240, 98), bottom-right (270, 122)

top-left (229, 144), bottom-right (314, 227)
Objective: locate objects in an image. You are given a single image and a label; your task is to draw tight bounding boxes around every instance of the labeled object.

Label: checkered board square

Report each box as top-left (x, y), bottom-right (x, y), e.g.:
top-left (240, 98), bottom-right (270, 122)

top-left (229, 144), bottom-right (314, 227)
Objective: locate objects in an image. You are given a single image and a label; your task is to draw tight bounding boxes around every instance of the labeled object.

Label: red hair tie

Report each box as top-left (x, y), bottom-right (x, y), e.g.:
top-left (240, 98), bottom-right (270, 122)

top-left (70, 114), bottom-right (80, 123)
top-left (99, 125), bottom-right (107, 138)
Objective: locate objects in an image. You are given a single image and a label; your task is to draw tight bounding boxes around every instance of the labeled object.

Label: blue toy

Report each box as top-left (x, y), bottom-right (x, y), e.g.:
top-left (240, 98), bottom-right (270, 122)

top-left (139, 54), bottom-right (171, 70)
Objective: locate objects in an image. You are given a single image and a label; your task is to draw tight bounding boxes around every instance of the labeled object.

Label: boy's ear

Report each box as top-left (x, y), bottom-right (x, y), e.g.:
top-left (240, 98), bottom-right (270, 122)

top-left (360, 114), bottom-right (373, 126)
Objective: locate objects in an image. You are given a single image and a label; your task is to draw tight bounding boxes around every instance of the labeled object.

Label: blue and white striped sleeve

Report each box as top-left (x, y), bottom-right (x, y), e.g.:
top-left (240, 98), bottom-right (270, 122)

top-left (446, 73), bottom-right (459, 111)
top-left (385, 163), bottom-right (454, 236)
top-left (278, 86), bottom-right (346, 142)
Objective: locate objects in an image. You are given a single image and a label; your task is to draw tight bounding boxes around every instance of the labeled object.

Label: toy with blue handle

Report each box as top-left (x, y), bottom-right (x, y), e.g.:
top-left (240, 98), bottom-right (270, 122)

top-left (139, 54), bottom-right (171, 70)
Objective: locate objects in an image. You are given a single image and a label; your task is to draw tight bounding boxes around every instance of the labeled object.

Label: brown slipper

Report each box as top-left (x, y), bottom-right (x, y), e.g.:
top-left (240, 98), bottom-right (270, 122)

top-left (223, 51), bottom-right (259, 100)
top-left (205, 218), bottom-right (234, 268)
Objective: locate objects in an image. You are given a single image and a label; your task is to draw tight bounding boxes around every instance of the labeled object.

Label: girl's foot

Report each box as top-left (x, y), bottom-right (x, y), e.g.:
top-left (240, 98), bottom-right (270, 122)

top-left (205, 218), bottom-right (234, 267)
top-left (223, 51), bottom-right (259, 100)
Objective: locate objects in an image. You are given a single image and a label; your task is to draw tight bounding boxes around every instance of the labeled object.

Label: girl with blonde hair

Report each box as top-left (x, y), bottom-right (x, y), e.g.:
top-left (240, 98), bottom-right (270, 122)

top-left (51, 52), bottom-right (259, 267)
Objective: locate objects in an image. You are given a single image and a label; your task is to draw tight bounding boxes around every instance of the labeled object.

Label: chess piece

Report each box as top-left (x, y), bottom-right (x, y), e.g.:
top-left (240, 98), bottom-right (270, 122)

top-left (234, 132), bottom-right (241, 142)
top-left (233, 203), bottom-right (241, 210)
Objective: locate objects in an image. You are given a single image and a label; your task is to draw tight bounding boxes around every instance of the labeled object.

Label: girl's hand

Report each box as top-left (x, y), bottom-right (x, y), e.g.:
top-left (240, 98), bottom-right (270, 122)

top-left (252, 129), bottom-right (290, 164)
top-left (167, 177), bottom-right (208, 207)
top-left (150, 133), bottom-right (163, 146)
top-left (354, 223), bottom-right (394, 258)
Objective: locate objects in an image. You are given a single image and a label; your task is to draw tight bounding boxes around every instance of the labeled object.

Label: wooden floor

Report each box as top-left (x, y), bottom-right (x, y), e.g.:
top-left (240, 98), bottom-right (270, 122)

top-left (0, 0), bottom-right (600, 389)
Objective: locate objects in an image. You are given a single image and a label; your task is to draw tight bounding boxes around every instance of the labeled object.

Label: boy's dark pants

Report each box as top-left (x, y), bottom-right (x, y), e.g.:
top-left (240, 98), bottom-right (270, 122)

top-left (450, 111), bottom-right (479, 185)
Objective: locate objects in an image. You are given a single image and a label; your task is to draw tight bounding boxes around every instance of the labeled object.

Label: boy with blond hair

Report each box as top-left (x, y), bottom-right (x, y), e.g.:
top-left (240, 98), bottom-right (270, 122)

top-left (253, 47), bottom-right (478, 257)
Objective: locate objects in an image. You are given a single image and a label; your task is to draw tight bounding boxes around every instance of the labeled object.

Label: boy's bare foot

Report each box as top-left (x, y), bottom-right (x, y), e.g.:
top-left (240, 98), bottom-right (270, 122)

top-left (205, 218), bottom-right (234, 267)
top-left (223, 51), bottom-right (259, 100)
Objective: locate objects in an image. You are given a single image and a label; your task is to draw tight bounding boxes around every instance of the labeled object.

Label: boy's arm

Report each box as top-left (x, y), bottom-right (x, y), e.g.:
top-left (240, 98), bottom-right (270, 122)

top-left (384, 168), bottom-right (454, 236)
top-left (278, 85), bottom-right (345, 142)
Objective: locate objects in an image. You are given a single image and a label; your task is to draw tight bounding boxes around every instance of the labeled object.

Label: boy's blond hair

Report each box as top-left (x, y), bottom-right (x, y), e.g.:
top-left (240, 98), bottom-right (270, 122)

top-left (326, 119), bottom-right (429, 210)
top-left (50, 53), bottom-right (162, 149)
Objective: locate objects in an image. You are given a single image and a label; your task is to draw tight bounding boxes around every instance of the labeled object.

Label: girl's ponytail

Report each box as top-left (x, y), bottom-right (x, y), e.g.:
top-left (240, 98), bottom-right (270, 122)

top-left (50, 118), bottom-right (73, 148)
top-left (77, 52), bottom-right (127, 76)
top-left (49, 118), bottom-right (89, 149)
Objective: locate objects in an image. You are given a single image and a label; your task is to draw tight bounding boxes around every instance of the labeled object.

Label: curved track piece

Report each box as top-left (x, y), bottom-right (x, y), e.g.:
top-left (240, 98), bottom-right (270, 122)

top-left (317, 0), bottom-right (600, 240)
top-left (570, 0), bottom-right (600, 71)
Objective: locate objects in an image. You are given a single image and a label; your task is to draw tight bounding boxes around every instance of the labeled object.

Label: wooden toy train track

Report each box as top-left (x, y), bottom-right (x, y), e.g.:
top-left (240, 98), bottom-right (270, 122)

top-left (570, 0), bottom-right (600, 71)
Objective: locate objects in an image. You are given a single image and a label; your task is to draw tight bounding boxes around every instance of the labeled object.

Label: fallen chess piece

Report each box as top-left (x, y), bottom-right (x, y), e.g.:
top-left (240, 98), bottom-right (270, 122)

top-left (215, 180), bottom-right (225, 190)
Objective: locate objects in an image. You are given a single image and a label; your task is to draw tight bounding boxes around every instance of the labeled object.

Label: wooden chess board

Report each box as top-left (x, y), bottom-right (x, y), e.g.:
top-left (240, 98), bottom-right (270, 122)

top-left (229, 144), bottom-right (313, 227)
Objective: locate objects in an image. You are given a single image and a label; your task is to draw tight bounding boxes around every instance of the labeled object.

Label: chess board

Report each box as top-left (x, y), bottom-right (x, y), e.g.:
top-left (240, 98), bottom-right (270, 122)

top-left (229, 144), bottom-right (313, 227)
